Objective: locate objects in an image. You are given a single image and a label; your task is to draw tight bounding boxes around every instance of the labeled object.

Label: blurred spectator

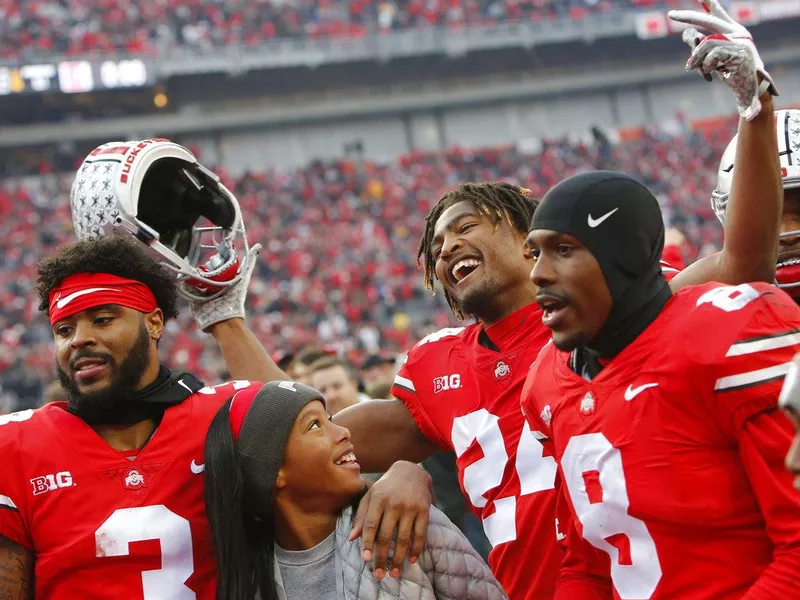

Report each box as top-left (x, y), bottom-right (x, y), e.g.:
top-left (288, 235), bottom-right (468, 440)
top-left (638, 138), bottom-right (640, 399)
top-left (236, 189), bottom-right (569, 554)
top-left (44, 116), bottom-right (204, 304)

top-left (0, 121), bottom-right (732, 407)
top-left (366, 381), bottom-right (393, 399)
top-left (272, 350), bottom-right (296, 373)
top-left (0, 387), bottom-right (15, 416)
top-left (360, 353), bottom-right (397, 397)
top-left (663, 226), bottom-right (690, 271)
top-left (0, 0), bottom-right (674, 60)
top-left (288, 346), bottom-right (335, 384)
top-left (309, 355), bottom-right (368, 415)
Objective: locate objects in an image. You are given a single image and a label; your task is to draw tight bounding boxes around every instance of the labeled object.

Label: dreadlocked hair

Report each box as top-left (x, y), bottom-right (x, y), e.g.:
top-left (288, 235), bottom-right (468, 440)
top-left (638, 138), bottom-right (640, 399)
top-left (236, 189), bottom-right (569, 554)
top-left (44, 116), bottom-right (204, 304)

top-left (418, 181), bottom-right (539, 320)
top-left (36, 234), bottom-right (180, 321)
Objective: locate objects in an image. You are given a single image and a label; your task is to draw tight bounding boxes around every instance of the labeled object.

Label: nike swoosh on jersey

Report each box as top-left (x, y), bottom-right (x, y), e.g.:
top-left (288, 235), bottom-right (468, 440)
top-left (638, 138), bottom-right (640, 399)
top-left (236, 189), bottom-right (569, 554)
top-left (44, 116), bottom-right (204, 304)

top-left (190, 460), bottom-right (205, 474)
top-left (55, 287), bottom-right (120, 309)
top-left (587, 207), bottom-right (619, 228)
top-left (624, 382), bottom-right (658, 401)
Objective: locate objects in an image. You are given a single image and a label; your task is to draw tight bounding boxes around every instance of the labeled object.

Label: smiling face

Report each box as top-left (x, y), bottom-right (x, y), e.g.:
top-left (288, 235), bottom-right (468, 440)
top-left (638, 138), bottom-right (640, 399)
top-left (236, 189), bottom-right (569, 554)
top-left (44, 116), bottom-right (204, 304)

top-left (525, 230), bottom-right (612, 351)
top-left (430, 201), bottom-right (533, 324)
top-left (275, 401), bottom-right (365, 511)
top-left (52, 304), bottom-right (162, 417)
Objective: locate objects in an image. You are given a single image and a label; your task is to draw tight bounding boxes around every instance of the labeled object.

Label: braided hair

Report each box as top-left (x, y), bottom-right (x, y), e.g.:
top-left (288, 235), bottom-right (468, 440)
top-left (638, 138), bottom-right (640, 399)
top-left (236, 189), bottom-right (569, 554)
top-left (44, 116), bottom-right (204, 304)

top-left (418, 182), bottom-right (538, 320)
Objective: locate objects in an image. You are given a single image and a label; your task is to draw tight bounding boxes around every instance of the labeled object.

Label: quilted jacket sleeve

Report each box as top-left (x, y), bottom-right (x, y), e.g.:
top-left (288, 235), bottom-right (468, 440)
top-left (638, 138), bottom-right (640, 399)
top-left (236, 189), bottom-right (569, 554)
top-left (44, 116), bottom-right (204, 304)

top-left (419, 507), bottom-right (508, 600)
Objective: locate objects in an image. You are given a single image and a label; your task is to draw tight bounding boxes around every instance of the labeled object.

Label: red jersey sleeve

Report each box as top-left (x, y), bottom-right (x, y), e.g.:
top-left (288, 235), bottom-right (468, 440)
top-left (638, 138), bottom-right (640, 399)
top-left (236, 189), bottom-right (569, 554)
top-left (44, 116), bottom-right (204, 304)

top-left (0, 411), bottom-right (35, 550)
top-left (707, 285), bottom-right (800, 435)
top-left (391, 356), bottom-right (449, 449)
top-left (737, 410), bottom-right (800, 600)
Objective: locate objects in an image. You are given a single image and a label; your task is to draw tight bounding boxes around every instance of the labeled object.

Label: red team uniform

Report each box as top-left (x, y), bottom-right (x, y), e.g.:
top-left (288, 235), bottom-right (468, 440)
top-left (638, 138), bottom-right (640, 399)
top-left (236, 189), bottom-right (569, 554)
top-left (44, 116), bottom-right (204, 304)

top-left (391, 262), bottom-right (681, 599)
top-left (0, 379), bottom-right (259, 599)
top-left (391, 303), bottom-right (562, 600)
top-left (522, 282), bottom-right (800, 599)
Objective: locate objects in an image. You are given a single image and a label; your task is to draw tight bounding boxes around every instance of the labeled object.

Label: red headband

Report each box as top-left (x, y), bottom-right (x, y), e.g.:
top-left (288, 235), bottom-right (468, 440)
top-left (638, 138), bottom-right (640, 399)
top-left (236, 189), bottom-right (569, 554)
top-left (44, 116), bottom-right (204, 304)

top-left (229, 386), bottom-right (259, 443)
top-left (49, 273), bottom-right (158, 325)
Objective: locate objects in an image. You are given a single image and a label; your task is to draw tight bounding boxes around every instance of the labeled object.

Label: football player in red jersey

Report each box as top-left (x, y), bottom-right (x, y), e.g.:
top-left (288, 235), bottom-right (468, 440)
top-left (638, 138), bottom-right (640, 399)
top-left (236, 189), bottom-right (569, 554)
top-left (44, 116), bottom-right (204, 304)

top-left (334, 87), bottom-right (783, 600)
top-left (522, 169), bottom-right (800, 599)
top-left (0, 140), bottom-right (292, 599)
top-left (0, 235), bottom-right (271, 599)
top-left (334, 7), bottom-right (784, 596)
top-left (714, 107), bottom-right (800, 491)
top-left (0, 140), bottom-right (434, 599)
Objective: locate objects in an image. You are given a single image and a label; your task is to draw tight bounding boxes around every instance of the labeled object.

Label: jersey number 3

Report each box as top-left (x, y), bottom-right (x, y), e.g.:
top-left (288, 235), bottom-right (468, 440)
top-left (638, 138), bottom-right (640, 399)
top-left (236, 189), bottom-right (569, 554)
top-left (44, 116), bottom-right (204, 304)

top-left (96, 505), bottom-right (196, 599)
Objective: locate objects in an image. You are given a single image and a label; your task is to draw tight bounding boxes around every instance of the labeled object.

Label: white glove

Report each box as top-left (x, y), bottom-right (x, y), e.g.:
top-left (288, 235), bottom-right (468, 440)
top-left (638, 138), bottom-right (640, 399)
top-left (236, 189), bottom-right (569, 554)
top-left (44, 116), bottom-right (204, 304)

top-left (668, 0), bottom-right (778, 121)
top-left (189, 244), bottom-right (262, 332)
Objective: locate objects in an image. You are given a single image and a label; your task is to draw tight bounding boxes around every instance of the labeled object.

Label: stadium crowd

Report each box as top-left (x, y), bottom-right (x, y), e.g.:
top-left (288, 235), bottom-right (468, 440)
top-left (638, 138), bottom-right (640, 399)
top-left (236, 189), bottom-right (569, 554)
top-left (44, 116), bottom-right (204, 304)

top-left (1, 0), bottom-right (688, 58)
top-left (0, 119), bottom-right (734, 411)
top-left (3, 0), bottom-right (800, 596)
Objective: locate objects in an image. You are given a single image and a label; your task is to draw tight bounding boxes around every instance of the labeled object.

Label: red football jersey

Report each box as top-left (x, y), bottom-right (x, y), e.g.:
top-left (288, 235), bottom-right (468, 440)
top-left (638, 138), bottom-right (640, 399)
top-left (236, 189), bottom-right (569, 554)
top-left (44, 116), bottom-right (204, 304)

top-left (391, 303), bottom-right (562, 600)
top-left (0, 379), bottom-right (259, 600)
top-left (522, 282), bottom-right (800, 599)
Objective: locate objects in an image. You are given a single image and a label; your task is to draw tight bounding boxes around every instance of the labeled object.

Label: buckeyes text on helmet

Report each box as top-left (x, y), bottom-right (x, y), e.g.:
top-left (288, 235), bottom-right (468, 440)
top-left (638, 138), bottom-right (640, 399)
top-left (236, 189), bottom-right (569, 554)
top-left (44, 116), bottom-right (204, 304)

top-left (70, 138), bottom-right (251, 301)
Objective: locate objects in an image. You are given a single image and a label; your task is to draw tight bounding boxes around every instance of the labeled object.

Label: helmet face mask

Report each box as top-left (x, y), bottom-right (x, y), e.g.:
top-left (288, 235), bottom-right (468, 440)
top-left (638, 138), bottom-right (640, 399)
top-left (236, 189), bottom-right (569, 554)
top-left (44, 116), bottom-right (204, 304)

top-left (71, 139), bottom-right (249, 301)
top-left (712, 109), bottom-right (800, 297)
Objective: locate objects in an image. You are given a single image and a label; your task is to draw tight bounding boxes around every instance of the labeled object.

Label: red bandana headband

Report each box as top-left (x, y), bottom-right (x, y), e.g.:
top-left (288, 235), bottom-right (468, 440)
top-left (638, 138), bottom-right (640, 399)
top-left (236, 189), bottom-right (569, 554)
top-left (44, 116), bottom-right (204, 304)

top-left (48, 273), bottom-right (158, 325)
top-left (228, 386), bottom-right (259, 443)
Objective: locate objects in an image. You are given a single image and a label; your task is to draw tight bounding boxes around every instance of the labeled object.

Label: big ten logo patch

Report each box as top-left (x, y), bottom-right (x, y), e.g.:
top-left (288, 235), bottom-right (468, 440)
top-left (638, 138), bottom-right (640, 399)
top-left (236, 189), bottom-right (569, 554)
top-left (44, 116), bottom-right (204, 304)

top-left (433, 374), bottom-right (462, 393)
top-left (31, 472), bottom-right (74, 496)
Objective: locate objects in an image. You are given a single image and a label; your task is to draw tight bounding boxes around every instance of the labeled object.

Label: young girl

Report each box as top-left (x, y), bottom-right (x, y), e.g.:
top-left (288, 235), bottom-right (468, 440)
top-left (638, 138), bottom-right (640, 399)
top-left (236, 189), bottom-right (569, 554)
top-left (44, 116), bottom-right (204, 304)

top-left (204, 380), bottom-right (507, 600)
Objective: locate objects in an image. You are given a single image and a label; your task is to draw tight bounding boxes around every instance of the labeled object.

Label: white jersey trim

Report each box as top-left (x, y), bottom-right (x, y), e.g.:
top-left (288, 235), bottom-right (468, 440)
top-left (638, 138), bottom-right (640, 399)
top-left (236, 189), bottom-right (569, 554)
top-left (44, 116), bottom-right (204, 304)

top-left (0, 494), bottom-right (18, 511)
top-left (726, 330), bottom-right (800, 357)
top-left (715, 361), bottom-right (793, 391)
top-left (393, 374), bottom-right (416, 393)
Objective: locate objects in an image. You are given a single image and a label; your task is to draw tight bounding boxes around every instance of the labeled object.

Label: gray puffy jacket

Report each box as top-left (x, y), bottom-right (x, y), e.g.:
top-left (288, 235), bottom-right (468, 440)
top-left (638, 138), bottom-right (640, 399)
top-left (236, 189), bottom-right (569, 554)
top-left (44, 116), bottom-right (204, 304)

top-left (273, 506), bottom-right (507, 600)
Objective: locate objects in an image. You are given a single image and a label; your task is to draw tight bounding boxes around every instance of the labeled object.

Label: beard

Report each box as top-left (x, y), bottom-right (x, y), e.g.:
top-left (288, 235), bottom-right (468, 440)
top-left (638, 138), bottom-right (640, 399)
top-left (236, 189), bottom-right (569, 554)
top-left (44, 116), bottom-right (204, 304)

top-left (56, 321), bottom-right (153, 423)
top-left (457, 275), bottom-right (504, 320)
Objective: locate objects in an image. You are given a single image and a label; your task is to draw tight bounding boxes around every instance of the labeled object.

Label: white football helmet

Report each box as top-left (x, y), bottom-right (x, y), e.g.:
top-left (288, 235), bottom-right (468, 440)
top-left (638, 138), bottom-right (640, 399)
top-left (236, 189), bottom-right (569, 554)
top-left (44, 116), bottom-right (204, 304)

top-left (70, 138), bottom-right (250, 301)
top-left (711, 109), bottom-right (800, 295)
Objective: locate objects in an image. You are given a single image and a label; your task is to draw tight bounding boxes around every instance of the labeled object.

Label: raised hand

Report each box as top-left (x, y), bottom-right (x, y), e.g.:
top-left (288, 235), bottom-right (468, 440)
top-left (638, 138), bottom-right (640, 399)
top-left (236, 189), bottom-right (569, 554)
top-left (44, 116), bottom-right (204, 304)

top-left (668, 0), bottom-right (778, 120)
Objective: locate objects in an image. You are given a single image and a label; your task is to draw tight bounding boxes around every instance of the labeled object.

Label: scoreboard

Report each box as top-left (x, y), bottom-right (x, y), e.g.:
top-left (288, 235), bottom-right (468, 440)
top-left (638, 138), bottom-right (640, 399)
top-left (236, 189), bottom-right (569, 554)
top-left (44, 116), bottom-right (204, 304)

top-left (0, 59), bottom-right (151, 96)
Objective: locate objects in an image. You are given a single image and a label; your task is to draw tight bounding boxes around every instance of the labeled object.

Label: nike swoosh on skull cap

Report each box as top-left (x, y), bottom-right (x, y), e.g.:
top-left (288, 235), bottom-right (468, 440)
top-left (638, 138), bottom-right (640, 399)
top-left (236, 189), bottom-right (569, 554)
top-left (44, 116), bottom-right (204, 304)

top-left (55, 288), bottom-right (120, 309)
top-left (587, 207), bottom-right (619, 228)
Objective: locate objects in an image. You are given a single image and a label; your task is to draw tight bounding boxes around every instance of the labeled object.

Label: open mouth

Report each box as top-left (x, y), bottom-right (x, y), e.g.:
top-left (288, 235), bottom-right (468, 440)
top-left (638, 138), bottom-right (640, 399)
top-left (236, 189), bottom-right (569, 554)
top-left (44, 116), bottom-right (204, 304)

top-left (537, 296), bottom-right (569, 328)
top-left (72, 357), bottom-right (108, 381)
top-left (451, 258), bottom-right (481, 285)
top-left (334, 450), bottom-right (360, 470)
